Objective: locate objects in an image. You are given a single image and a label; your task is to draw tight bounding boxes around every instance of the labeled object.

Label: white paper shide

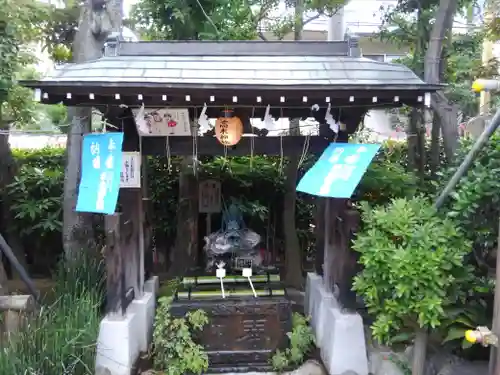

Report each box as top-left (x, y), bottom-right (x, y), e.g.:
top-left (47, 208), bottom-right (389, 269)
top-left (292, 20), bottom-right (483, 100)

top-left (120, 152), bottom-right (141, 188)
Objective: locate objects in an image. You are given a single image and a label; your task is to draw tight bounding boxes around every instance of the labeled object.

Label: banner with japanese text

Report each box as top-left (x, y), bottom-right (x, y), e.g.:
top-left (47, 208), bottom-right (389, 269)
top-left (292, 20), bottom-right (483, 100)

top-left (76, 133), bottom-right (124, 214)
top-left (296, 143), bottom-right (381, 198)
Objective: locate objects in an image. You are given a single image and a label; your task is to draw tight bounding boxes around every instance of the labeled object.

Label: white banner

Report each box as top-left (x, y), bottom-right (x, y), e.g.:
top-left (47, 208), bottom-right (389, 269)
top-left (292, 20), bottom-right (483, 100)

top-left (120, 152), bottom-right (141, 188)
top-left (133, 105), bottom-right (191, 136)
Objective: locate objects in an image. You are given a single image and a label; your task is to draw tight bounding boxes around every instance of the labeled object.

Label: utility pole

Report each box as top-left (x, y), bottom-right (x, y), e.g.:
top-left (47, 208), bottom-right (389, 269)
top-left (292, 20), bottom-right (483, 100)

top-left (480, 0), bottom-right (495, 115)
top-left (327, 6), bottom-right (345, 41)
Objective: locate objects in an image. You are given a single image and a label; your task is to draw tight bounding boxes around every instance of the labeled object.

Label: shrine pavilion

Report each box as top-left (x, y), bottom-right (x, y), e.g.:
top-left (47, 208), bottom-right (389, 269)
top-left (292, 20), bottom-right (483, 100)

top-left (20, 36), bottom-right (438, 375)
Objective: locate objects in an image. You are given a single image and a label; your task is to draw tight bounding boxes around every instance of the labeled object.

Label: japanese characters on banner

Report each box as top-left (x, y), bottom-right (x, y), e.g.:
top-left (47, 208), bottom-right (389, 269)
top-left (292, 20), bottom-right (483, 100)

top-left (199, 180), bottom-right (221, 213)
top-left (76, 133), bottom-right (124, 215)
top-left (296, 143), bottom-right (381, 198)
top-left (132, 105), bottom-right (191, 136)
top-left (120, 152), bottom-right (141, 188)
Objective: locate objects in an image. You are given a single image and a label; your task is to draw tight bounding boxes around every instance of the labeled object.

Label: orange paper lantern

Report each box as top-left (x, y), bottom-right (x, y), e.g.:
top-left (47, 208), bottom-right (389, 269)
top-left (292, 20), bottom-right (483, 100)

top-left (215, 111), bottom-right (243, 146)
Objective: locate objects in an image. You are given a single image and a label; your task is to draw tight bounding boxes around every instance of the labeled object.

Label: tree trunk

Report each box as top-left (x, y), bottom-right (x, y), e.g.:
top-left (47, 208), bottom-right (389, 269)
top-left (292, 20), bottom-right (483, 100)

top-left (412, 329), bottom-right (428, 375)
top-left (424, 0), bottom-right (459, 161)
top-left (63, 111), bottom-right (96, 258)
top-left (63, 0), bottom-right (123, 258)
top-left (430, 115), bottom-right (441, 175)
top-left (294, 0), bottom-right (304, 41)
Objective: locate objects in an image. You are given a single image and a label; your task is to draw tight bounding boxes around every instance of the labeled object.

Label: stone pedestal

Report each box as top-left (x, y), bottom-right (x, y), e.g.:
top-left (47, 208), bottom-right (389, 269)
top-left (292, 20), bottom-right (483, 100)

top-left (305, 273), bottom-right (368, 375)
top-left (170, 296), bottom-right (292, 373)
top-left (95, 276), bottom-right (158, 375)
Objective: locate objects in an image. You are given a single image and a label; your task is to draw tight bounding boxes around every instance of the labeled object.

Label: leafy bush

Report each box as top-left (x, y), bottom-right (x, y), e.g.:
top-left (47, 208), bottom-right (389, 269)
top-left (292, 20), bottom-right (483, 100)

top-left (425, 133), bottom-right (500, 353)
top-left (271, 313), bottom-right (315, 371)
top-left (0, 250), bottom-right (104, 375)
top-left (5, 148), bottom-right (65, 272)
top-left (352, 197), bottom-right (472, 345)
top-left (151, 295), bottom-right (209, 375)
top-left (437, 133), bottom-right (500, 275)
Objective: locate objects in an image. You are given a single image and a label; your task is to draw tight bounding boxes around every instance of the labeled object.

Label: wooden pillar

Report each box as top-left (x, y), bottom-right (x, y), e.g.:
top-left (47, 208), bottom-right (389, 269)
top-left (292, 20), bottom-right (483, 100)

top-left (314, 198), bottom-right (325, 276)
top-left (104, 199), bottom-right (141, 316)
top-left (140, 155), bottom-right (154, 279)
top-left (322, 198), bottom-right (332, 291)
top-left (105, 214), bottom-right (124, 316)
top-left (120, 189), bottom-right (141, 299)
top-left (137, 189), bottom-right (145, 295)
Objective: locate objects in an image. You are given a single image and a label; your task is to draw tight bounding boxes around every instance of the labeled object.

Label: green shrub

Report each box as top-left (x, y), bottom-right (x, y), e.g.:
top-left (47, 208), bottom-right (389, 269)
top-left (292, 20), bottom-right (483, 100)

top-left (152, 295), bottom-right (209, 375)
top-left (352, 197), bottom-right (472, 345)
top-left (270, 312), bottom-right (315, 372)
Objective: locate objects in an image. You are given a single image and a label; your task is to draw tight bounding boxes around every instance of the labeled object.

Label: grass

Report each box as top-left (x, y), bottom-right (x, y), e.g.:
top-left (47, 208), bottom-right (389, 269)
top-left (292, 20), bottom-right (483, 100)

top-left (0, 250), bottom-right (104, 375)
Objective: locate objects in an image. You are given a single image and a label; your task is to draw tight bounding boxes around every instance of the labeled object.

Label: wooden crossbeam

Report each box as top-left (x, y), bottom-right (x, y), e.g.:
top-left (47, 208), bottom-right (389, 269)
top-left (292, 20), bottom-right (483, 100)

top-left (139, 136), bottom-right (331, 156)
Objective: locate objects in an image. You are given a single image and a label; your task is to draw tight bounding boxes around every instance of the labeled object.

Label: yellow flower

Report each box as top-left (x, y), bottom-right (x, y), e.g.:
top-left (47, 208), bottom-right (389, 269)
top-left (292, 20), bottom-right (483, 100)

top-left (465, 330), bottom-right (477, 343)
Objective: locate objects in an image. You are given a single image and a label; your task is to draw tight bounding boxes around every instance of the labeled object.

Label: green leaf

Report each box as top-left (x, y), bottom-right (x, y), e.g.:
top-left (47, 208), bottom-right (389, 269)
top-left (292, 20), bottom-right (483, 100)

top-left (443, 327), bottom-right (467, 343)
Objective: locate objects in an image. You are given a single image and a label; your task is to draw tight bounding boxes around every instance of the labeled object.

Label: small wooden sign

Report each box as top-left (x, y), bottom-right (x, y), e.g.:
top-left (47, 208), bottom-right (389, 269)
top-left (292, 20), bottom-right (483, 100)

top-left (133, 106), bottom-right (191, 136)
top-left (120, 152), bottom-right (141, 188)
top-left (199, 180), bottom-right (221, 213)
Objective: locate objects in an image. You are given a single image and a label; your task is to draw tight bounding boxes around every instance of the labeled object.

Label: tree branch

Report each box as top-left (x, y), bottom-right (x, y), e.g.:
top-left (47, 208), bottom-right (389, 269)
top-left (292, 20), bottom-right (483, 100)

top-left (303, 11), bottom-right (323, 27)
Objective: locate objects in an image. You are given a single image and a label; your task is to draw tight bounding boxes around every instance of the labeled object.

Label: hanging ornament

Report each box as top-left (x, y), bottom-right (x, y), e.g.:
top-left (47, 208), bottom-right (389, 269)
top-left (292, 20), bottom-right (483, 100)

top-left (198, 103), bottom-right (210, 132)
top-left (263, 104), bottom-right (275, 129)
top-left (325, 103), bottom-right (339, 134)
top-left (215, 109), bottom-right (243, 146)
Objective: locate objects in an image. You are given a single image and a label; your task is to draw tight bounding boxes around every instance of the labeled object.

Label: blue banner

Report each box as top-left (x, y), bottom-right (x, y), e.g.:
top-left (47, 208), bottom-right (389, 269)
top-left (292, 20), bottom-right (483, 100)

top-left (76, 133), bottom-right (124, 215)
top-left (297, 143), bottom-right (381, 198)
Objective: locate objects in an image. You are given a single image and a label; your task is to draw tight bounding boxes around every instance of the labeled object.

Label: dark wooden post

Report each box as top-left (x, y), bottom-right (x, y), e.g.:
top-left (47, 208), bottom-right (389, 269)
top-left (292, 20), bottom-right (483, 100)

top-left (105, 214), bottom-right (124, 316)
top-left (120, 189), bottom-right (141, 299)
top-left (323, 198), bottom-right (343, 293)
top-left (314, 198), bottom-right (325, 276)
top-left (322, 198), bottom-right (332, 291)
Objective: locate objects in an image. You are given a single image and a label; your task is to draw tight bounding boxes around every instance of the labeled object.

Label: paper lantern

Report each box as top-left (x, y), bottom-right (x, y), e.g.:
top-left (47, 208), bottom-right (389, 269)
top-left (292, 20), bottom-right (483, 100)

top-left (215, 111), bottom-right (243, 146)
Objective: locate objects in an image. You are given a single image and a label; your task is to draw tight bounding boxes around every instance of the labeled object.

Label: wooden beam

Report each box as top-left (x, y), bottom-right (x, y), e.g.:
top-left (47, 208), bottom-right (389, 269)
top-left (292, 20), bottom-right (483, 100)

top-left (142, 136), bottom-right (331, 156)
top-left (0, 295), bottom-right (35, 312)
top-left (32, 88), bottom-right (436, 108)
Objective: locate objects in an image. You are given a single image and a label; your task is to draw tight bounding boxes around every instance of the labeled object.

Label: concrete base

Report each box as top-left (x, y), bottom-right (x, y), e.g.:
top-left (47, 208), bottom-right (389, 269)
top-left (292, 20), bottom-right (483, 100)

top-left (144, 275), bottom-right (159, 295)
top-left (95, 276), bottom-right (158, 375)
top-left (305, 273), bottom-right (368, 375)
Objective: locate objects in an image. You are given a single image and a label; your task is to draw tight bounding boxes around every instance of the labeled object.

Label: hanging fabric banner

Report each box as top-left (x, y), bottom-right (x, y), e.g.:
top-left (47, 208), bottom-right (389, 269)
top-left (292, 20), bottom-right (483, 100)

top-left (296, 143), bottom-right (381, 198)
top-left (76, 133), bottom-right (124, 214)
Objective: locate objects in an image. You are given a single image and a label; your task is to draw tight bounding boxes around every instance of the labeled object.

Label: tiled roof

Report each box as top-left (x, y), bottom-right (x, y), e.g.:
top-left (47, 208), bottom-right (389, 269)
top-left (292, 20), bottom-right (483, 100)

top-left (32, 41), bottom-right (432, 90)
